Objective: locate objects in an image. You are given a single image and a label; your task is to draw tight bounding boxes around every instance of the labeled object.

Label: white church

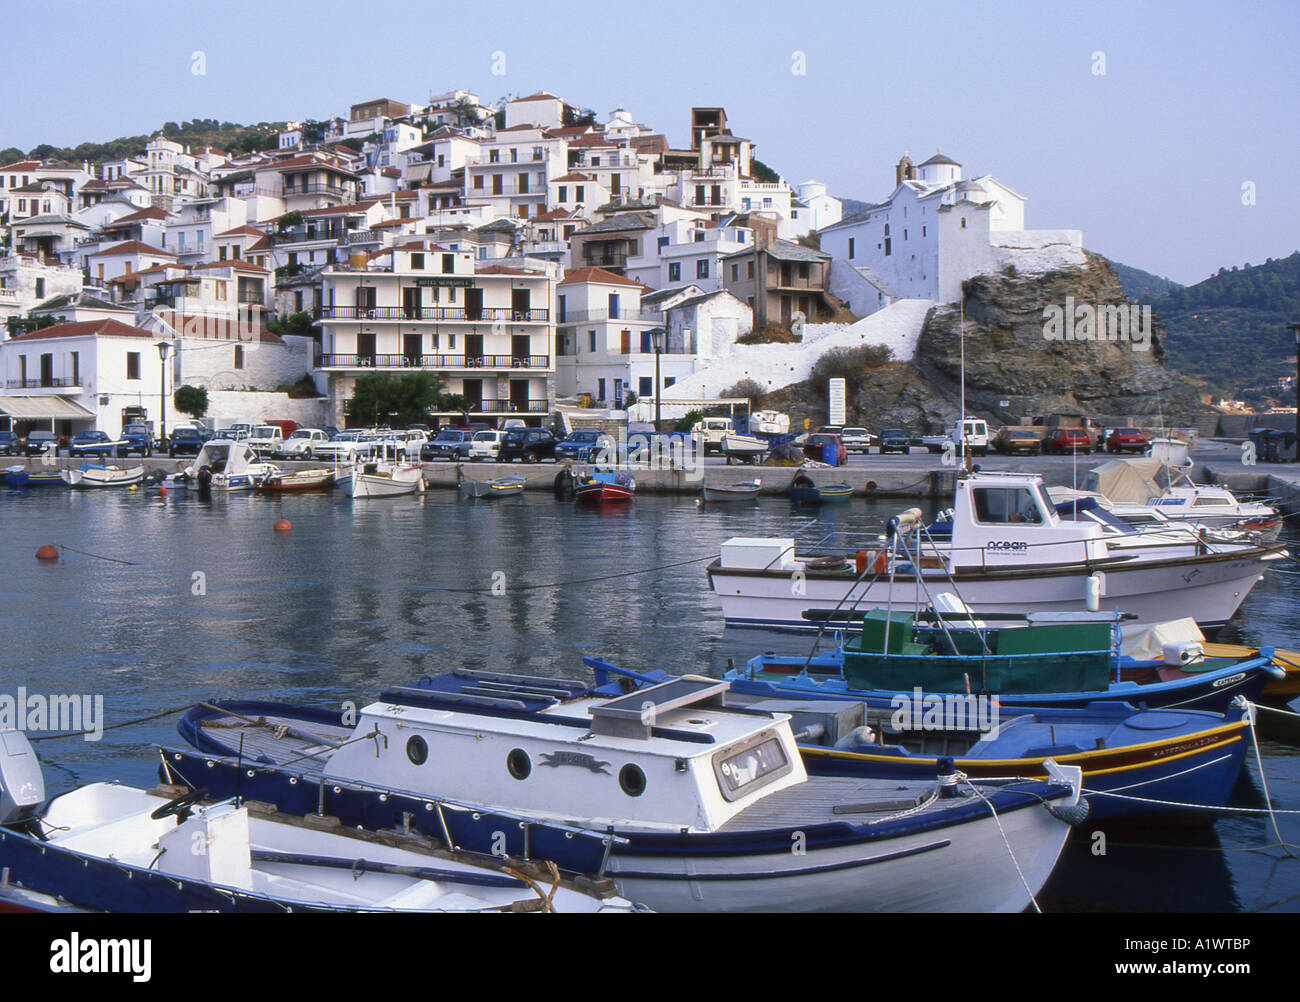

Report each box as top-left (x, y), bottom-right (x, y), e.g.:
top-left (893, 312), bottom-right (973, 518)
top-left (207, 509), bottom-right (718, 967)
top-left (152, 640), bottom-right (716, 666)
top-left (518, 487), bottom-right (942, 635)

top-left (817, 152), bottom-right (1085, 316)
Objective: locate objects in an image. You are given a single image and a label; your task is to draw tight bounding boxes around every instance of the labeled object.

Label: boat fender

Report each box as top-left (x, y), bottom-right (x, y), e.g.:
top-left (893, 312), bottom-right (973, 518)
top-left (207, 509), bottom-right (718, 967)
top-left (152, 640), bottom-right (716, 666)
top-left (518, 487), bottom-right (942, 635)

top-left (833, 725), bottom-right (876, 749)
top-left (1085, 574), bottom-right (1104, 612)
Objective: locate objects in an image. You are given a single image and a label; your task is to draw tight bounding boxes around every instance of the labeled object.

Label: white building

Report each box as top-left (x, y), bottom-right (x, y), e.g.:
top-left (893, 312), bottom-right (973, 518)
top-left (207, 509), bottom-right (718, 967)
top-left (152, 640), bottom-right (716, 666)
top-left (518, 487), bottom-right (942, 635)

top-left (818, 152), bottom-right (1084, 315)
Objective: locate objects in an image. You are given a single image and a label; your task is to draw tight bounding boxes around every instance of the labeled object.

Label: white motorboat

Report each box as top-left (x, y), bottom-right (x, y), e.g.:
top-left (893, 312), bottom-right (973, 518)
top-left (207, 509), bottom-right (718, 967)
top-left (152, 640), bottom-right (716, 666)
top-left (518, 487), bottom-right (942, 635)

top-left (173, 673), bottom-right (1084, 913)
top-left (60, 464), bottom-right (145, 489)
top-left (706, 470), bottom-right (1287, 632)
top-left (0, 731), bottom-right (635, 914)
top-left (720, 434), bottom-right (769, 464)
top-left (165, 440), bottom-right (278, 492)
top-left (337, 458), bottom-right (426, 498)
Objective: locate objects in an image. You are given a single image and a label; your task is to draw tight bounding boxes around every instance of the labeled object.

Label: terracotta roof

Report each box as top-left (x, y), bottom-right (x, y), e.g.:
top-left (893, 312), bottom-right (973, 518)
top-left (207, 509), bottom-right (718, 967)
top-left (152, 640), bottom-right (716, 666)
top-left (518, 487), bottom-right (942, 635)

top-left (547, 126), bottom-right (593, 137)
top-left (89, 240), bottom-right (176, 258)
top-left (552, 171), bottom-right (593, 183)
top-left (532, 208), bottom-right (575, 222)
top-left (0, 160), bottom-right (40, 171)
top-left (511, 92), bottom-right (562, 103)
top-left (104, 206), bottom-right (169, 225)
top-left (107, 264), bottom-right (188, 283)
top-left (215, 224), bottom-right (267, 238)
top-left (7, 319), bottom-right (153, 342)
top-left (193, 259), bottom-right (270, 275)
top-left (565, 134), bottom-right (613, 148)
top-left (476, 264), bottom-right (536, 276)
top-left (559, 267), bottom-right (641, 287)
top-left (153, 311), bottom-right (282, 344)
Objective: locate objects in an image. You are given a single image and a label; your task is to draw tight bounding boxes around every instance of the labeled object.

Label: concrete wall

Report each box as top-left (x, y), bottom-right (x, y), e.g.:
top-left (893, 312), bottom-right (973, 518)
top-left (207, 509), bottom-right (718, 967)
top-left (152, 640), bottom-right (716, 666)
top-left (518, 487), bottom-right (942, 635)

top-left (205, 389), bottom-right (330, 429)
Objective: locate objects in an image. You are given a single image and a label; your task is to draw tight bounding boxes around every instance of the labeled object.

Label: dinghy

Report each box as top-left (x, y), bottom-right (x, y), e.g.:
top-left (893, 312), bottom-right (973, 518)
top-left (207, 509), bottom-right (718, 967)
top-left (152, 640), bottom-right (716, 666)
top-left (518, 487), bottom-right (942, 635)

top-left (0, 731), bottom-right (636, 914)
top-left (458, 475), bottom-right (527, 499)
top-left (701, 478), bottom-right (761, 503)
top-left (60, 464), bottom-right (145, 489)
top-left (336, 458), bottom-right (425, 498)
top-left (258, 468), bottom-right (335, 493)
top-left (573, 466), bottom-right (634, 504)
top-left (4, 466), bottom-right (64, 488)
top-left (171, 674), bottom-right (1084, 912)
top-left (790, 473), bottom-right (853, 504)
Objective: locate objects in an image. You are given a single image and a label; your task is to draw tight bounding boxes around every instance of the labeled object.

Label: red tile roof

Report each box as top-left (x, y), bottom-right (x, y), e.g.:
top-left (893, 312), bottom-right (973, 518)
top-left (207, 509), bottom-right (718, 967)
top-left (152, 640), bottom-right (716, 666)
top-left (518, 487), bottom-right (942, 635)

top-left (559, 267), bottom-right (641, 287)
top-left (104, 206), bottom-right (169, 225)
top-left (89, 240), bottom-right (176, 258)
top-left (512, 92), bottom-right (562, 103)
top-left (552, 172), bottom-right (593, 183)
top-left (8, 319), bottom-right (152, 342)
top-left (0, 160), bottom-right (40, 172)
top-left (215, 224), bottom-right (267, 238)
top-left (193, 259), bottom-right (270, 275)
top-left (154, 311), bottom-right (282, 344)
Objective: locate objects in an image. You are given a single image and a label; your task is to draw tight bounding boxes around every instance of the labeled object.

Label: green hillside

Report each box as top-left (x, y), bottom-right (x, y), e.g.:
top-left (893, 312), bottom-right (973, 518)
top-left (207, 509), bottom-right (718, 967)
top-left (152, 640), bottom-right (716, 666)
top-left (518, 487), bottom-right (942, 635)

top-left (0, 119), bottom-right (289, 167)
top-left (1104, 257), bottom-right (1183, 300)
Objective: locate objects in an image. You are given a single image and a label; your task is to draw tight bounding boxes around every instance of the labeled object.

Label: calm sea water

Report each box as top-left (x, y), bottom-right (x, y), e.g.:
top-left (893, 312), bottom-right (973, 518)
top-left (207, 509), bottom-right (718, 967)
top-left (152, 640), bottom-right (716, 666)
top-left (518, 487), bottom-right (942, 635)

top-left (2, 483), bottom-right (1298, 912)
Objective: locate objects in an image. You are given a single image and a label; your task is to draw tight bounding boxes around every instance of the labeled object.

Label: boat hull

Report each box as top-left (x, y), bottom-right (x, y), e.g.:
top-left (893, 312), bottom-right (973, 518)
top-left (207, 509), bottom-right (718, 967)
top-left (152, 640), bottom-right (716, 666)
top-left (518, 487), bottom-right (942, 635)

top-left (574, 482), bottom-right (634, 504)
top-left (338, 467), bottom-right (424, 498)
top-left (61, 466), bottom-right (145, 489)
top-left (459, 476), bottom-right (526, 499)
top-left (702, 482), bottom-right (761, 502)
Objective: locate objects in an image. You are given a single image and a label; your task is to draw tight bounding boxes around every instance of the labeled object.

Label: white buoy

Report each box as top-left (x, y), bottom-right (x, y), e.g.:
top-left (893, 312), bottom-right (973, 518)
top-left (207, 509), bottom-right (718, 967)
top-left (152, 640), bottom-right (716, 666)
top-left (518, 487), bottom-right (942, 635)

top-left (1085, 573), bottom-right (1103, 612)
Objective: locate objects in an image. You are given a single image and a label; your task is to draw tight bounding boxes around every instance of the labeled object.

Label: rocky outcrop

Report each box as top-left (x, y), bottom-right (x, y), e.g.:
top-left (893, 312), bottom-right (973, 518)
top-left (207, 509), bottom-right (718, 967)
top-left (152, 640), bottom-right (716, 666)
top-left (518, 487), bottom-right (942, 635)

top-left (769, 254), bottom-right (1207, 432)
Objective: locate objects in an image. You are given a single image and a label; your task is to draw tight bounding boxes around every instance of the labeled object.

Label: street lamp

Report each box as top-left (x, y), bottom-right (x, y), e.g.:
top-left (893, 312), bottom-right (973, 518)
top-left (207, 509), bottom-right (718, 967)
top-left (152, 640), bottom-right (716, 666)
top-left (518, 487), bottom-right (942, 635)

top-left (155, 340), bottom-right (171, 445)
top-left (649, 326), bottom-right (665, 429)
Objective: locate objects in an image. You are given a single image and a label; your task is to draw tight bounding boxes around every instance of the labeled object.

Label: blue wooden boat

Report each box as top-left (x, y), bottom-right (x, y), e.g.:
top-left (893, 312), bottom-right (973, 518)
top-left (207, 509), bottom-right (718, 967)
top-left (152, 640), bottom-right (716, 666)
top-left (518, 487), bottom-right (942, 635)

top-left (5, 466), bottom-right (65, 488)
top-left (584, 657), bottom-right (1252, 822)
top-left (790, 473), bottom-right (852, 504)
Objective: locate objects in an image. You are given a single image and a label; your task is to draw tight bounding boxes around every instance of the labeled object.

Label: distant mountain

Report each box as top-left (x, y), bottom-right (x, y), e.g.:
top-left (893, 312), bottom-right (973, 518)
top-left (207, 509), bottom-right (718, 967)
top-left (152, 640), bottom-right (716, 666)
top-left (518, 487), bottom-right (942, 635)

top-left (1148, 251), bottom-right (1300, 399)
top-left (838, 197), bottom-right (873, 219)
top-left (1103, 258), bottom-right (1183, 300)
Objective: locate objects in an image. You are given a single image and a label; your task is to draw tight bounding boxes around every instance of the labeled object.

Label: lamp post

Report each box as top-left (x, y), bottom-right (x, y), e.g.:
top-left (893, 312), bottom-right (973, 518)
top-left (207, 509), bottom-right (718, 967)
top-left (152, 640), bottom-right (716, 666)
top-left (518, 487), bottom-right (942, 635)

top-left (155, 340), bottom-right (171, 445)
top-left (649, 326), bottom-right (665, 429)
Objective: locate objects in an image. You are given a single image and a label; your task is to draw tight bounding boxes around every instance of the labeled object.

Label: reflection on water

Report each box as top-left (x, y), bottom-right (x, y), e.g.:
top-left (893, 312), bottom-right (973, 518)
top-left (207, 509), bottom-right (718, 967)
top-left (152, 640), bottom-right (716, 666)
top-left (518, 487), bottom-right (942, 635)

top-left (1, 484), bottom-right (1298, 910)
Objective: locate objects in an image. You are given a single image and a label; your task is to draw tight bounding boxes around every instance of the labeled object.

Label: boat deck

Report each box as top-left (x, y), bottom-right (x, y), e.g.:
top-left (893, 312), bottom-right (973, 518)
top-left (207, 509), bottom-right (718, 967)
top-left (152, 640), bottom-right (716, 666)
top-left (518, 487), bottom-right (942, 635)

top-left (718, 774), bottom-right (958, 832)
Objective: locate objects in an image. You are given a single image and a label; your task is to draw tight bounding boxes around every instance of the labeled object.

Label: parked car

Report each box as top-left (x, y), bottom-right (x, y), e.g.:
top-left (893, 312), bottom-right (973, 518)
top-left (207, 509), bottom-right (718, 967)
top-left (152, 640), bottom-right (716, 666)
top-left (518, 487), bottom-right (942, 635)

top-left (277, 428), bottom-right (331, 459)
top-left (69, 430), bottom-right (120, 459)
top-left (996, 428), bottom-right (1042, 456)
top-left (167, 427), bottom-right (207, 458)
top-left (878, 429), bottom-right (910, 455)
top-left (313, 431), bottom-right (368, 463)
top-left (0, 430), bottom-right (17, 456)
top-left (1047, 427), bottom-right (1093, 455)
top-left (24, 430), bottom-right (59, 457)
top-left (840, 427), bottom-right (872, 453)
top-left (247, 425), bottom-right (283, 457)
top-left (214, 425), bottom-right (250, 442)
top-left (1106, 427), bottom-right (1149, 454)
top-left (322, 426), bottom-right (341, 440)
top-left (422, 428), bottom-right (475, 461)
top-left (468, 430), bottom-right (506, 462)
top-left (499, 428), bottom-right (558, 463)
top-left (555, 429), bottom-right (612, 463)
top-left (803, 432), bottom-right (847, 466)
top-left (692, 417), bottom-right (735, 455)
top-left (118, 422), bottom-right (154, 457)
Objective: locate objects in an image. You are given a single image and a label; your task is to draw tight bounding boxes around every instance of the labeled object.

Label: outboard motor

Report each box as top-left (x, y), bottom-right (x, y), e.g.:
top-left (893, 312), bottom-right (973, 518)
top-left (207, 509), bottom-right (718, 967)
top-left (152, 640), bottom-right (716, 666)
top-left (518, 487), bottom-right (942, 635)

top-left (196, 466), bottom-right (213, 491)
top-left (0, 730), bottom-right (45, 826)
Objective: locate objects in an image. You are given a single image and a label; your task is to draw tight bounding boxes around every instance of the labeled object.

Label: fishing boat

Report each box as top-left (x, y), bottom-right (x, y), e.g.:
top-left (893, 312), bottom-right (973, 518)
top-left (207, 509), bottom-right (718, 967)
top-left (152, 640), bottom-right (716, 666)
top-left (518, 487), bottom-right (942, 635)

top-left (701, 478), bottom-right (761, 503)
top-left (4, 466), bottom-right (65, 488)
top-left (573, 466), bottom-right (635, 504)
top-left (170, 673), bottom-right (1085, 912)
top-left (60, 464), bottom-right (145, 489)
top-left (336, 458), bottom-right (425, 498)
top-left (720, 433), bottom-right (768, 464)
top-left (166, 440), bottom-right (278, 492)
top-left (790, 473), bottom-right (853, 504)
top-left (258, 468), bottom-right (335, 493)
top-left (585, 658), bottom-right (1253, 822)
top-left (0, 731), bottom-right (635, 914)
top-left (707, 469), bottom-right (1287, 632)
top-left (458, 474), bottom-right (527, 499)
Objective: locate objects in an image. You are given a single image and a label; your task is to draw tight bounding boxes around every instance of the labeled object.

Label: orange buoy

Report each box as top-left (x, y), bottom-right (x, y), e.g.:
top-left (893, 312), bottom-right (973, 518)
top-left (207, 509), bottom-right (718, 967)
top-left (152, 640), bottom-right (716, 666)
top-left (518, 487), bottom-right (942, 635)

top-left (35, 544), bottom-right (59, 561)
top-left (273, 518), bottom-right (292, 533)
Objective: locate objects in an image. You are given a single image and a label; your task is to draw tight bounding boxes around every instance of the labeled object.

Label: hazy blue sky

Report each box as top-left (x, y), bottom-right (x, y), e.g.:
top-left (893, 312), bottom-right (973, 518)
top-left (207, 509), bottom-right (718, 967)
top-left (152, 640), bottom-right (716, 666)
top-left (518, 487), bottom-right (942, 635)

top-left (3, 0), bottom-right (1296, 285)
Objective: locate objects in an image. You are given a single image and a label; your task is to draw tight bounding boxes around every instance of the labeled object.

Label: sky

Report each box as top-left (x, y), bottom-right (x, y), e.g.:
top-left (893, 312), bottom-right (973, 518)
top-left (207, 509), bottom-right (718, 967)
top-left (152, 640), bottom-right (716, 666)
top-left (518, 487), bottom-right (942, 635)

top-left (2, 0), bottom-right (1296, 286)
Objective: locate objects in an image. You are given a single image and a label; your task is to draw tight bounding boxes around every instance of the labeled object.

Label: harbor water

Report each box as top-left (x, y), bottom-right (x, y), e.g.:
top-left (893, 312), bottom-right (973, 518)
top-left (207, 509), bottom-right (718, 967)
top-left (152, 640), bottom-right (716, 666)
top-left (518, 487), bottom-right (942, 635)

top-left (2, 484), bottom-right (1298, 912)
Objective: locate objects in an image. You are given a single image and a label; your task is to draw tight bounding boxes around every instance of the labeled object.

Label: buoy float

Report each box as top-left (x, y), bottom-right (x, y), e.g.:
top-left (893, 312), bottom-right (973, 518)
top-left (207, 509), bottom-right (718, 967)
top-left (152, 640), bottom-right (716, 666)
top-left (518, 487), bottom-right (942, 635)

top-left (273, 518), bottom-right (292, 533)
top-left (35, 544), bottom-right (59, 562)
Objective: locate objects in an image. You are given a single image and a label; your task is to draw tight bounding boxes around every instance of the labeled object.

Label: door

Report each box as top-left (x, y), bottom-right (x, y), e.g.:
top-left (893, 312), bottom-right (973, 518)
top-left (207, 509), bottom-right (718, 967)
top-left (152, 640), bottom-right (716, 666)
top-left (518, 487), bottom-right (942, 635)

top-left (464, 334), bottom-right (484, 368)
top-left (402, 287), bottom-right (421, 319)
top-left (356, 331), bottom-right (376, 366)
top-left (509, 379), bottom-right (529, 412)
top-left (403, 333), bottom-right (422, 367)
top-left (356, 286), bottom-right (376, 317)
top-left (462, 378), bottom-right (483, 410)
top-left (464, 287), bottom-right (483, 322)
top-left (510, 287), bottom-right (530, 320)
top-left (511, 334), bottom-right (530, 368)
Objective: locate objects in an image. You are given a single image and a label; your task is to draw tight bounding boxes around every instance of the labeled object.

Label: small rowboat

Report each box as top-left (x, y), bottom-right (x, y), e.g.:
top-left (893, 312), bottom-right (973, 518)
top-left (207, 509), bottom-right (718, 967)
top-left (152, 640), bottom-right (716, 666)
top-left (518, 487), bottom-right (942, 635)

top-left (5, 467), bottom-right (65, 488)
top-left (258, 468), bottom-right (335, 493)
top-left (459, 475), bottom-right (526, 499)
top-left (789, 473), bottom-right (852, 504)
top-left (60, 464), bottom-right (145, 489)
top-left (337, 460), bottom-right (425, 498)
top-left (701, 478), bottom-right (761, 503)
top-left (720, 434), bottom-right (768, 464)
top-left (574, 467), bottom-right (635, 504)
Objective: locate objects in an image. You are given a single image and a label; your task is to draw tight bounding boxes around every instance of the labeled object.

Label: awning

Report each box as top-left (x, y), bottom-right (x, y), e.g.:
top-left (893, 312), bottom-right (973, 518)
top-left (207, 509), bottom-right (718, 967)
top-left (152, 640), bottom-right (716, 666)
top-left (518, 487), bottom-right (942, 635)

top-left (0, 395), bottom-right (96, 420)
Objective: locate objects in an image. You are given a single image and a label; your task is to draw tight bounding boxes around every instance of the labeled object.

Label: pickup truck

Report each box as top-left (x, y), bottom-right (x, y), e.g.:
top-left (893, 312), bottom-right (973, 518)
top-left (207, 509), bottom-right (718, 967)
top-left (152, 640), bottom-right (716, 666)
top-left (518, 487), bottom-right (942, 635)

top-left (692, 417), bottom-right (735, 456)
top-left (922, 418), bottom-right (990, 457)
top-left (246, 424), bottom-right (283, 457)
top-left (119, 423), bottom-right (155, 457)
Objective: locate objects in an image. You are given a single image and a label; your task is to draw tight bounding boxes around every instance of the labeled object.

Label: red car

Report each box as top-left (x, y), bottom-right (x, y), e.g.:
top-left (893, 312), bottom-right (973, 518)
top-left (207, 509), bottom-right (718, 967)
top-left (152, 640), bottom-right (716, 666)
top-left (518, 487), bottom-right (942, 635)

top-left (1047, 427), bottom-right (1092, 455)
top-left (1106, 427), bottom-right (1148, 454)
top-left (804, 432), bottom-right (848, 466)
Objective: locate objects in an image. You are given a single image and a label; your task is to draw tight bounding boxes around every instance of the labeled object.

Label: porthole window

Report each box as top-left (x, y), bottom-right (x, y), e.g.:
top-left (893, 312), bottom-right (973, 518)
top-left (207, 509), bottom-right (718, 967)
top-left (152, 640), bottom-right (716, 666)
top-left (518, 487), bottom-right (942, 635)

top-left (507, 748), bottom-right (531, 780)
top-left (406, 735), bottom-right (428, 765)
top-left (619, 764), bottom-right (647, 797)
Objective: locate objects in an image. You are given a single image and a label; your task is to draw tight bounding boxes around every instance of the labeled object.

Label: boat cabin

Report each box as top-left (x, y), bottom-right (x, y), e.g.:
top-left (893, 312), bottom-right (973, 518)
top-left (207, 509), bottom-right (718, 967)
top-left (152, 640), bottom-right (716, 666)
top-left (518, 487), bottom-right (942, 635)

top-left (320, 670), bottom-right (808, 833)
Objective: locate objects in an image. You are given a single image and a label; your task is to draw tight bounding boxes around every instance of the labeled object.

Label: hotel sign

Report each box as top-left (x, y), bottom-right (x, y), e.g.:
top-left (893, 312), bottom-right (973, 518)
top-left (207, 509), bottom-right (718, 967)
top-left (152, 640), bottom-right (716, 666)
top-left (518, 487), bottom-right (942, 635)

top-left (415, 277), bottom-right (472, 288)
top-left (828, 378), bottom-right (846, 426)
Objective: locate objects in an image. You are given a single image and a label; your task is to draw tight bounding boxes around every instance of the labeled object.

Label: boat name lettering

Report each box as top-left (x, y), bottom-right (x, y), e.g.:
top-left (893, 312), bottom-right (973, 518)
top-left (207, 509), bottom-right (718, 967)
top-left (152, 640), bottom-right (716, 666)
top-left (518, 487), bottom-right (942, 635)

top-left (1210, 672), bottom-right (1246, 689)
top-left (985, 540), bottom-right (1028, 552)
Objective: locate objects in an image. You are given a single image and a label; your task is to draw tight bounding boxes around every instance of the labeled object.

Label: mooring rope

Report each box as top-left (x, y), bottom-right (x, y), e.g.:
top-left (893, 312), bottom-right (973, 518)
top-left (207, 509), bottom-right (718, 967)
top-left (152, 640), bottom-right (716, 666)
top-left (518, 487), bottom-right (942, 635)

top-left (955, 771), bottom-right (1042, 913)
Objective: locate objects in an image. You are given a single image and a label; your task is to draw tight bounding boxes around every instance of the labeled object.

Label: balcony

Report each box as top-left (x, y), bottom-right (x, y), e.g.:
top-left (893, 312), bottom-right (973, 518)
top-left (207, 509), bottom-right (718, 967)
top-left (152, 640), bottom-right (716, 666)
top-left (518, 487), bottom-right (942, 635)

top-left (461, 398), bottom-right (549, 414)
top-left (317, 354), bottom-right (551, 370)
top-left (557, 308), bottom-right (663, 325)
top-left (6, 377), bottom-right (80, 390)
top-left (317, 306), bottom-right (550, 322)
top-left (581, 249), bottom-right (628, 269)
top-left (282, 180), bottom-right (353, 198)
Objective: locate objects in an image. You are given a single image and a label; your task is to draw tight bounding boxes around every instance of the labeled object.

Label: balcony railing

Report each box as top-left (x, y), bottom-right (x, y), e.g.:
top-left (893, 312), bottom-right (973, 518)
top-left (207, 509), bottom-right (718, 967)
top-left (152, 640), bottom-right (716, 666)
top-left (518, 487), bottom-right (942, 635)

top-left (317, 354), bottom-right (551, 370)
top-left (318, 306), bottom-right (549, 322)
top-left (557, 308), bottom-right (663, 324)
top-left (282, 180), bottom-right (352, 198)
top-left (6, 377), bottom-right (79, 389)
top-left (581, 250), bottom-right (628, 268)
top-left (460, 398), bottom-right (549, 414)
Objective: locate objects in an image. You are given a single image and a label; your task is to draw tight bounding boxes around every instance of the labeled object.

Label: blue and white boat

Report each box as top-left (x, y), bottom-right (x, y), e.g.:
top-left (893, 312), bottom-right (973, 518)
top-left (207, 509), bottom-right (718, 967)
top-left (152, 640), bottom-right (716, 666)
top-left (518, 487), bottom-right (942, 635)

top-left (0, 730), bottom-right (635, 913)
top-left (169, 671), bottom-right (1085, 912)
top-left (584, 658), bottom-right (1254, 822)
top-left (4, 465), bottom-right (65, 488)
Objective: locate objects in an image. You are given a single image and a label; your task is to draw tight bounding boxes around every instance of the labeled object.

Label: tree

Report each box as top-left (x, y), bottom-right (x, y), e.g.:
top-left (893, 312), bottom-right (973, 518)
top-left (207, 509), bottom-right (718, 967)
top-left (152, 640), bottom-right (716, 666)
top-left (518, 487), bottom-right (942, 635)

top-left (173, 384), bottom-right (209, 419)
top-left (350, 372), bottom-right (445, 427)
top-left (750, 158), bottom-right (780, 184)
top-left (266, 311), bottom-right (316, 337)
top-left (4, 313), bottom-right (57, 339)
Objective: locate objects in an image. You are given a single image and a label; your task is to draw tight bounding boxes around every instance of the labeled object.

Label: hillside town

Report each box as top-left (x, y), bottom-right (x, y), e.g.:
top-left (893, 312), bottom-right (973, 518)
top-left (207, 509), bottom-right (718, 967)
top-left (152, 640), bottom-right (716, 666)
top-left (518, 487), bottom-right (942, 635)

top-left (0, 90), bottom-right (1086, 440)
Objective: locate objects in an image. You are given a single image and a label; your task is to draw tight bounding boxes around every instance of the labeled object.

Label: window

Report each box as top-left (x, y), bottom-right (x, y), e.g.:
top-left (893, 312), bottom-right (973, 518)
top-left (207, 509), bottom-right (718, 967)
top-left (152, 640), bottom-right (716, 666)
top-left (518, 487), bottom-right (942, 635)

top-left (234, 345), bottom-right (244, 369)
top-left (70, 352), bottom-right (79, 385)
top-left (639, 376), bottom-right (652, 396)
top-left (922, 226), bottom-right (927, 238)
top-left (492, 174), bottom-right (503, 195)
top-left (731, 263), bottom-right (739, 281)
top-left (126, 353), bottom-right (141, 380)
top-left (558, 185), bottom-right (567, 202)
top-left (441, 253), bottom-right (454, 274)
top-left (473, 175), bottom-right (483, 190)
top-left (410, 252), bottom-right (425, 270)
top-left (697, 260), bottom-right (709, 279)
top-left (608, 293), bottom-right (620, 316)
top-left (34, 278), bottom-right (44, 299)
top-left (664, 376), bottom-right (675, 388)
top-left (747, 260), bottom-right (755, 279)
top-left (848, 238), bottom-right (855, 259)
top-left (961, 218), bottom-right (967, 229)
top-left (575, 185), bottom-right (584, 202)
top-left (215, 281), bottom-right (227, 301)
top-left (693, 230), bottom-right (705, 243)
top-left (589, 331), bottom-right (597, 352)
top-left (668, 262), bottom-right (681, 282)
top-left (973, 487), bottom-right (1042, 525)
top-left (695, 185), bottom-right (705, 204)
